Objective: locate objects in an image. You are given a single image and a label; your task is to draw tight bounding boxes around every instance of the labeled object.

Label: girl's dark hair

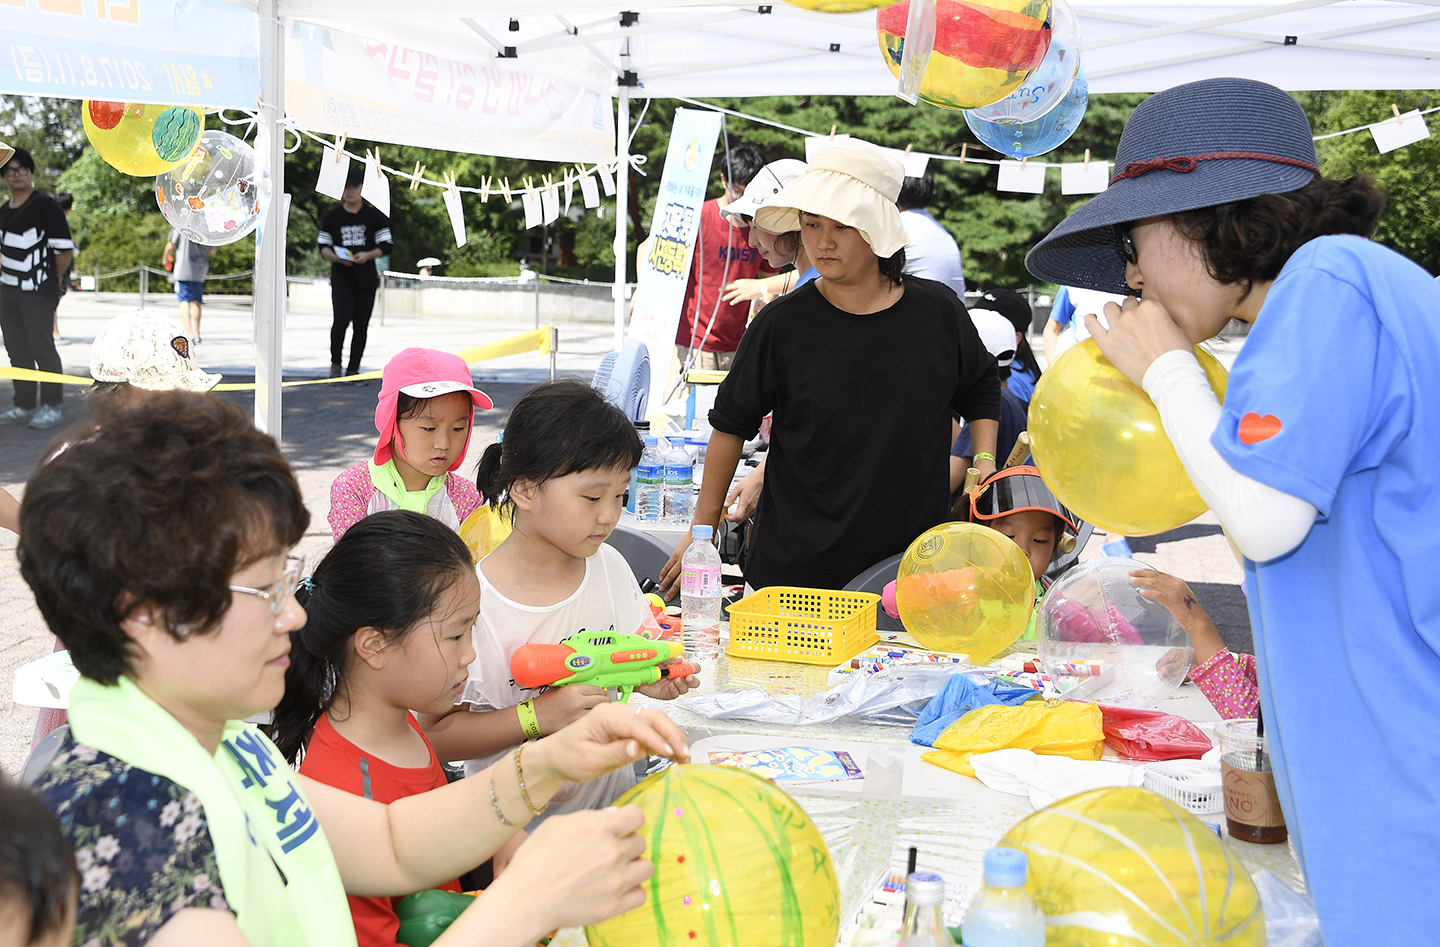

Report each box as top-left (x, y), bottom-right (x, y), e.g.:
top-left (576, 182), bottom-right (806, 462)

top-left (474, 379), bottom-right (643, 517)
top-left (396, 392), bottom-right (427, 421)
top-left (774, 230), bottom-right (801, 260)
top-left (0, 778), bottom-right (76, 946)
top-left (1015, 333), bottom-right (1041, 379)
top-left (1172, 175), bottom-right (1386, 298)
top-left (267, 510), bottom-right (474, 764)
top-left (879, 246), bottom-right (906, 285)
top-left (18, 393), bottom-right (308, 684)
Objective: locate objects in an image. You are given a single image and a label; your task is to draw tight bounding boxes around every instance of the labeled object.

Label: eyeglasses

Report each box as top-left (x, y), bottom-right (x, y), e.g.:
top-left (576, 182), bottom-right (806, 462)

top-left (230, 554), bottom-right (306, 614)
top-left (1113, 224), bottom-right (1138, 265)
top-left (2, 165), bottom-right (30, 176)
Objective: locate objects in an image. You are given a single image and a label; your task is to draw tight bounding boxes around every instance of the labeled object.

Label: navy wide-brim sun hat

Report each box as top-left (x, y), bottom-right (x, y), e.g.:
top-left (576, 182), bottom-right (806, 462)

top-left (1025, 77), bottom-right (1320, 295)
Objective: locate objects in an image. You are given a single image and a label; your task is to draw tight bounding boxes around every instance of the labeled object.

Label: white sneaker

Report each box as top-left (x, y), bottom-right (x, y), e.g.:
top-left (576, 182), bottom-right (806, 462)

top-left (28, 405), bottom-right (62, 429)
top-left (0, 405), bottom-right (34, 425)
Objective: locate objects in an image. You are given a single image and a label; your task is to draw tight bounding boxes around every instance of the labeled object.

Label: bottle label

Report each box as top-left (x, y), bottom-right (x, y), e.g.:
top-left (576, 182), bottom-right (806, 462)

top-left (681, 564), bottom-right (720, 596)
top-left (638, 462), bottom-right (663, 482)
top-left (664, 464), bottom-right (692, 483)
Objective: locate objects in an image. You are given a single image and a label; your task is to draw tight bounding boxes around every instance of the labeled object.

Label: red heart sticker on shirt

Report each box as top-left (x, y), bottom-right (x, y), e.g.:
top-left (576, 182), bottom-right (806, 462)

top-left (1238, 413), bottom-right (1282, 445)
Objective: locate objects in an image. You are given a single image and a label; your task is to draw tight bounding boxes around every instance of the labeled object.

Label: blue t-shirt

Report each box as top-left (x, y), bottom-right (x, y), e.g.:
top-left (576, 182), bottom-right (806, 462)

top-left (1007, 359), bottom-right (1038, 404)
top-left (1049, 285), bottom-right (1074, 326)
top-left (1212, 235), bottom-right (1440, 945)
top-left (952, 385), bottom-right (1029, 498)
top-left (794, 266), bottom-right (819, 288)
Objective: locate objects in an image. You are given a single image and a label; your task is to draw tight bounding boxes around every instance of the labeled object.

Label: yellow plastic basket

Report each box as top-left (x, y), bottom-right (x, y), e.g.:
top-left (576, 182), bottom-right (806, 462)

top-left (726, 587), bottom-right (880, 665)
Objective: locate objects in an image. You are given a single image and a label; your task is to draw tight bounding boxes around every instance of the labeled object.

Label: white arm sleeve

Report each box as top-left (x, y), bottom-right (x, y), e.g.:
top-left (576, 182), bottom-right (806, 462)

top-left (1141, 350), bottom-right (1318, 562)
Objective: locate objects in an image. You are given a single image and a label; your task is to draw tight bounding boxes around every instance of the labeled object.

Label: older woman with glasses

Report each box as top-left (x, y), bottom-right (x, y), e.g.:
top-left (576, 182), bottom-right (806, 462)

top-left (22, 393), bottom-right (688, 947)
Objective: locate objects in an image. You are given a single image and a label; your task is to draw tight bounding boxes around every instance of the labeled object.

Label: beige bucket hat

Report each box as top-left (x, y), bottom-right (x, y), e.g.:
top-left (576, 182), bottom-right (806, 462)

top-left (0, 139), bottom-right (14, 169)
top-left (90, 309), bottom-right (222, 391)
top-left (753, 138), bottom-right (908, 257)
top-left (720, 158), bottom-right (808, 226)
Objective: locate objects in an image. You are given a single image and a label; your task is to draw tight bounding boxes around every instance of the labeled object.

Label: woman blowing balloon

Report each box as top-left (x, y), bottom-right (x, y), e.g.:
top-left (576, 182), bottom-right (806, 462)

top-left (20, 393), bottom-right (689, 947)
top-left (1025, 77), bottom-right (1440, 946)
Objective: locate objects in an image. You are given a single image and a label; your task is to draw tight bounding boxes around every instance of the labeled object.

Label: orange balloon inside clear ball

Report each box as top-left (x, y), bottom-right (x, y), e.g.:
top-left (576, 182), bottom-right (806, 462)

top-left (895, 522), bottom-right (1035, 663)
top-left (1028, 338), bottom-right (1229, 536)
top-left (877, 0), bottom-right (1053, 110)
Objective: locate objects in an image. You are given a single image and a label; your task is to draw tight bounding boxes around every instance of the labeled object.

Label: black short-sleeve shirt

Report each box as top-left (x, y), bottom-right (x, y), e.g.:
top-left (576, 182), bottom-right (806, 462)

top-left (0, 192), bottom-right (74, 297)
top-left (318, 204), bottom-right (393, 287)
top-left (710, 276), bottom-right (1001, 590)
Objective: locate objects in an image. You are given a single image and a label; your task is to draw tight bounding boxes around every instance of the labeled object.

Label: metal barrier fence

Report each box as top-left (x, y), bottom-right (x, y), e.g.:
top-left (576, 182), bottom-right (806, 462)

top-left (78, 264), bottom-right (256, 301)
top-left (377, 271), bottom-right (635, 328)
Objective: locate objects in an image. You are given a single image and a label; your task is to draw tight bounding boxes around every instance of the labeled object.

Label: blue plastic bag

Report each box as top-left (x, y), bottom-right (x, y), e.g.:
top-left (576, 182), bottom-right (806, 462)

top-left (910, 673), bottom-right (1038, 746)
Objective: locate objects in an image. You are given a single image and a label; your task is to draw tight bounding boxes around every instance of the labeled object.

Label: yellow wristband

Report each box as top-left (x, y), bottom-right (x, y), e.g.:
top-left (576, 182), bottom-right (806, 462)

top-left (517, 700), bottom-right (542, 740)
top-left (974, 452), bottom-right (996, 464)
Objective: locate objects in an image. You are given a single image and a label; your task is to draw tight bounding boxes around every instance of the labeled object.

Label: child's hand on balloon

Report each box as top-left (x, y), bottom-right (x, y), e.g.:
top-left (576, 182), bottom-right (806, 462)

top-left (1086, 296), bottom-right (1191, 387)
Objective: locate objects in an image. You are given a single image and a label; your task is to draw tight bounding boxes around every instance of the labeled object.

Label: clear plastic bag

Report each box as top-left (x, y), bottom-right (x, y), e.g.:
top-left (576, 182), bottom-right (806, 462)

top-left (679, 664), bottom-right (965, 726)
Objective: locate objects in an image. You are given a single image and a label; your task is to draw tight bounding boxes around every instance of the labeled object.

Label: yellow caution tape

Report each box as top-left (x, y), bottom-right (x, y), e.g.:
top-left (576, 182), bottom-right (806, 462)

top-left (0, 327), bottom-right (556, 392)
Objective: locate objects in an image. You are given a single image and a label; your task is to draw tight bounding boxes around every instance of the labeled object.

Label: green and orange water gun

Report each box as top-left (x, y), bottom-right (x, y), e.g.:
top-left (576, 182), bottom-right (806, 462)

top-left (509, 629), bottom-right (696, 702)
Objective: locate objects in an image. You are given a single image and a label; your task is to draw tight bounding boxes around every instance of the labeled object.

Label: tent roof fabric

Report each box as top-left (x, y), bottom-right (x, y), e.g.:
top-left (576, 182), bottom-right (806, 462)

top-left (237, 0), bottom-right (1440, 96)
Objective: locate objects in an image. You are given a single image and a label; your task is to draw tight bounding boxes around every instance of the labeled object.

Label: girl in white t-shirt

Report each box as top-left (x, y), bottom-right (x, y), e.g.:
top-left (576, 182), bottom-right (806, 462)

top-left (420, 380), bottom-right (700, 817)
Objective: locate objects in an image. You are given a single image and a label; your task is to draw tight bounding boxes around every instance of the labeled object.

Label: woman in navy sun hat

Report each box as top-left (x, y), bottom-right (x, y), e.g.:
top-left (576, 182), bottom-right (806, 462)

top-left (1028, 77), bottom-right (1440, 946)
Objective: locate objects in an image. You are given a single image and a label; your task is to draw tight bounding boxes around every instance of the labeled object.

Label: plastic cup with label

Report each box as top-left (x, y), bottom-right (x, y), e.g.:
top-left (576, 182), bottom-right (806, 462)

top-left (1215, 717), bottom-right (1288, 844)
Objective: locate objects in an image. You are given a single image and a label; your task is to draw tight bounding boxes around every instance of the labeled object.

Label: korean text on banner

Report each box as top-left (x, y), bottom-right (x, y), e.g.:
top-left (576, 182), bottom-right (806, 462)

top-left (626, 108), bottom-right (723, 411)
top-left (0, 0), bottom-right (261, 107)
top-left (284, 22), bottom-right (615, 164)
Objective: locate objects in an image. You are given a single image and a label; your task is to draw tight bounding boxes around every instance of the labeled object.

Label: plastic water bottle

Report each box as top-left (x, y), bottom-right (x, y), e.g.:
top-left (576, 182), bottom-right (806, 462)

top-left (634, 436), bottom-right (664, 523)
top-left (663, 441), bottom-right (695, 526)
top-left (625, 420), bottom-right (650, 514)
top-left (898, 872), bottom-right (951, 947)
top-left (680, 525), bottom-right (723, 656)
top-left (960, 849), bottom-right (1044, 947)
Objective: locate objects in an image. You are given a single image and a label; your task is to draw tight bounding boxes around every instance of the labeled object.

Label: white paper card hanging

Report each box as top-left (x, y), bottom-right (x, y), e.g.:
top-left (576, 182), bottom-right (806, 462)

top-left (563, 177), bottom-right (574, 215)
top-left (997, 160), bottom-right (1046, 194)
top-left (362, 155), bottom-right (391, 217)
top-left (902, 151), bottom-right (931, 178)
top-left (579, 173), bottom-right (601, 208)
top-left (1060, 161), bottom-right (1110, 195)
top-left (316, 148), bottom-right (350, 200)
top-left (443, 188), bottom-right (467, 248)
top-left (541, 185), bottom-right (560, 225)
top-left (597, 163), bottom-right (616, 196)
top-left (1370, 111), bottom-right (1430, 154)
top-left (806, 134), bottom-right (850, 164)
top-left (521, 190), bottom-right (542, 229)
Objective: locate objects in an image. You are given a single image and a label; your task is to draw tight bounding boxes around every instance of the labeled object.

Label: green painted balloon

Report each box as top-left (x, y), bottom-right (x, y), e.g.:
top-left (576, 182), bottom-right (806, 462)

top-left (151, 107), bottom-right (203, 164)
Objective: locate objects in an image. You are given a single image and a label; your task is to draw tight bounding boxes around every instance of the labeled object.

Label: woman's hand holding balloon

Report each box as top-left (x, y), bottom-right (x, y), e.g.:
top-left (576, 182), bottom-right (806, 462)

top-left (1085, 296), bottom-right (1192, 387)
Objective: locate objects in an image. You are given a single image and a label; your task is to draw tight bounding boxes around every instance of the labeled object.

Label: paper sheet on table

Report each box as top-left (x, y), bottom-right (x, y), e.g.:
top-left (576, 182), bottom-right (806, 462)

top-left (708, 746), bottom-right (863, 782)
top-left (968, 748), bottom-right (1144, 809)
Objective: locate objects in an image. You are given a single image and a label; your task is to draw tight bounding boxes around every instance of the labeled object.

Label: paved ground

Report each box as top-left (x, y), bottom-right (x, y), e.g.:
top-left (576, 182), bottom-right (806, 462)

top-left (0, 293), bottom-right (1251, 776)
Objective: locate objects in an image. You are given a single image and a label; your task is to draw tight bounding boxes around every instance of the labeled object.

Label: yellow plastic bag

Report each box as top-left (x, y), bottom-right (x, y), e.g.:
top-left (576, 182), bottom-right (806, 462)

top-left (457, 506), bottom-right (512, 563)
top-left (921, 700), bottom-right (1104, 777)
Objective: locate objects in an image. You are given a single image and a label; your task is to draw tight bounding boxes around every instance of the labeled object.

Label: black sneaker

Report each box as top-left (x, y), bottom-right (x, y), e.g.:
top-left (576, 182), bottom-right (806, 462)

top-left (328, 364), bottom-right (343, 378)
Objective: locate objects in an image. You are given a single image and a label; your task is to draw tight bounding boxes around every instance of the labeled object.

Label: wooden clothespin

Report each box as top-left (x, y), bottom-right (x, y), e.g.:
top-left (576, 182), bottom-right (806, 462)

top-left (1393, 103), bottom-right (1404, 123)
top-left (960, 143), bottom-right (968, 164)
top-left (499, 177), bottom-right (512, 203)
top-left (829, 124), bottom-right (837, 141)
top-left (334, 134), bottom-right (346, 161)
top-left (1083, 148), bottom-right (1091, 169)
top-left (1020, 157), bottom-right (1028, 170)
top-left (480, 175), bottom-right (492, 202)
top-left (542, 173), bottom-right (553, 193)
top-left (409, 162), bottom-right (425, 190)
top-left (904, 143), bottom-right (913, 154)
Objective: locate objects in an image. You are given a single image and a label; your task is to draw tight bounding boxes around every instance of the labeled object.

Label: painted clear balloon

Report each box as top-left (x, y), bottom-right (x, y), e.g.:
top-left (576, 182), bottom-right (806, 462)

top-left (965, 0), bottom-right (1080, 125)
top-left (964, 66), bottom-right (1089, 158)
top-left (154, 131), bottom-right (270, 247)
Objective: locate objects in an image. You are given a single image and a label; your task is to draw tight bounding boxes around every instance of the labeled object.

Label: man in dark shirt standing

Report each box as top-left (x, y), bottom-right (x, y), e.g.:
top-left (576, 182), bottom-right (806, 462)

top-left (0, 146), bottom-right (74, 430)
top-left (673, 142), bottom-right (767, 376)
top-left (318, 166), bottom-right (392, 380)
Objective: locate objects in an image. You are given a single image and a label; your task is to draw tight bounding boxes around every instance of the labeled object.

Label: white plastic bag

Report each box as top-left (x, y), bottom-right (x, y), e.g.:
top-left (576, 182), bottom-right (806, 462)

top-left (1254, 870), bottom-right (1322, 947)
top-left (681, 664), bottom-right (974, 726)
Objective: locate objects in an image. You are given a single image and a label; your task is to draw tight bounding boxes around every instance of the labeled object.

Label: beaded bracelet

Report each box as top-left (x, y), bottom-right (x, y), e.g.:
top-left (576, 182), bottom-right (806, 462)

top-left (514, 745), bottom-right (546, 818)
top-left (489, 774), bottom-right (520, 827)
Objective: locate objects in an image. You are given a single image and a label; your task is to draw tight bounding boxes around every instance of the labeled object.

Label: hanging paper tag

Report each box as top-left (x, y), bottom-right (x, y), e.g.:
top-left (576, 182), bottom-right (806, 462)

top-left (563, 176), bottom-right (574, 215)
top-left (902, 151), bottom-right (930, 178)
top-left (597, 162), bottom-right (616, 196)
top-left (896, 0), bottom-right (937, 105)
top-left (362, 154), bottom-right (391, 216)
top-left (997, 160), bottom-right (1047, 194)
top-left (443, 188), bottom-right (466, 247)
top-left (541, 184), bottom-right (560, 225)
top-left (1060, 161), bottom-right (1110, 195)
top-left (521, 189), bottom-right (542, 229)
top-left (806, 134), bottom-right (849, 163)
top-left (579, 173), bottom-right (601, 208)
top-left (316, 147), bottom-right (349, 200)
top-left (1370, 110), bottom-right (1430, 154)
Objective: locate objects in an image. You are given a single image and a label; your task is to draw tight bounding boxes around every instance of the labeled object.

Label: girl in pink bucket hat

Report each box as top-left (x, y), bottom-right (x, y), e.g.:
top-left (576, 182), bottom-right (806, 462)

top-left (329, 347), bottom-right (492, 540)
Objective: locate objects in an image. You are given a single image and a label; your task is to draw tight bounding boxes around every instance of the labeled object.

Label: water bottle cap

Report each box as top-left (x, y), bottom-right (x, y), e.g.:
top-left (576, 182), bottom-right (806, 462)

top-left (983, 848), bottom-right (1028, 887)
top-left (692, 525), bottom-right (713, 540)
top-left (904, 872), bottom-right (945, 906)
top-left (643, 436), bottom-right (658, 446)
top-left (634, 420), bottom-right (651, 431)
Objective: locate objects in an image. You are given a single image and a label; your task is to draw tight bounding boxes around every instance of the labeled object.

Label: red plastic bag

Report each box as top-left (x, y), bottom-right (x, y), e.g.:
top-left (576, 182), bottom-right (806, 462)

top-left (1100, 705), bottom-right (1212, 761)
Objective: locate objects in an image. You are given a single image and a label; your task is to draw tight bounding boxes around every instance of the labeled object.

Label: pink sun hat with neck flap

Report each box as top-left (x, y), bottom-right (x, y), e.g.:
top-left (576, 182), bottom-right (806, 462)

top-left (373, 347), bottom-right (493, 470)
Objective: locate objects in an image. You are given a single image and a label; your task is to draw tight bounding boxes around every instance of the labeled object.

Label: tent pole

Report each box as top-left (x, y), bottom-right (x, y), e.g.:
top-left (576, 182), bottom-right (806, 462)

top-left (612, 86), bottom-right (630, 353)
top-left (254, 0), bottom-right (286, 441)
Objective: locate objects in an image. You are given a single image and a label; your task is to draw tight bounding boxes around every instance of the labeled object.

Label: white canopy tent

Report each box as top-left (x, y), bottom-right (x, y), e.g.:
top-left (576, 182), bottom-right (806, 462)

top-left (7, 0), bottom-right (1440, 437)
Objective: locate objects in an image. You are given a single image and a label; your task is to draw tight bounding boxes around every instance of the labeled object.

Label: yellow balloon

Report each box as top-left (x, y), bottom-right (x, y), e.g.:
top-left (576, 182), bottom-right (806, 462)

top-left (877, 0), bottom-right (1053, 111)
top-left (1028, 339), bottom-right (1228, 536)
top-left (585, 765), bottom-right (841, 947)
top-left (456, 506), bottom-right (512, 563)
top-left (82, 100), bottom-right (204, 177)
top-left (785, 0), bottom-right (898, 10)
top-left (895, 522), bottom-right (1034, 663)
top-left (1001, 787), bottom-right (1264, 946)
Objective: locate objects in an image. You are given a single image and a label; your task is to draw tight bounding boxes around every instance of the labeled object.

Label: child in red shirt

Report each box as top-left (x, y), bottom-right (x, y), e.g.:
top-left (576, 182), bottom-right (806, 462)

top-left (269, 510), bottom-right (500, 947)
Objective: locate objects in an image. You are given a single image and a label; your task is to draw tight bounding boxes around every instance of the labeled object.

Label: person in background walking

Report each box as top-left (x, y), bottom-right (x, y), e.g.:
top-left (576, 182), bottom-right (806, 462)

top-left (898, 168), bottom-right (966, 300)
top-left (0, 145), bottom-right (73, 430)
top-left (163, 227), bottom-right (216, 343)
top-left (319, 165), bottom-right (392, 380)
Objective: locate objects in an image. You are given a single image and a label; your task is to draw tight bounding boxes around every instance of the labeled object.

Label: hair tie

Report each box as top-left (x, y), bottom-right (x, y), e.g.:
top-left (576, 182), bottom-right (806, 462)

top-left (496, 429), bottom-right (504, 445)
top-left (301, 574), bottom-right (316, 593)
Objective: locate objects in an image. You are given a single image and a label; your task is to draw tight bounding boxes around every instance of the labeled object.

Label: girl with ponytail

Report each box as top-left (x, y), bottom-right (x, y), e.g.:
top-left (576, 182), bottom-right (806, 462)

top-left (269, 510), bottom-right (492, 947)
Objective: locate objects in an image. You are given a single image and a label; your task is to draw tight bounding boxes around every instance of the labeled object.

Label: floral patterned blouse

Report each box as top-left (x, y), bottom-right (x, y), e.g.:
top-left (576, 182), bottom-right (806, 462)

top-left (34, 731), bottom-right (232, 947)
top-left (1189, 649), bottom-right (1261, 719)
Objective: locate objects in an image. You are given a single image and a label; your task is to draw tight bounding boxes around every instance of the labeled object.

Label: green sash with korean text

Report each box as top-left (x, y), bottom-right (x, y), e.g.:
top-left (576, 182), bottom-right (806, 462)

top-left (68, 675), bottom-right (357, 947)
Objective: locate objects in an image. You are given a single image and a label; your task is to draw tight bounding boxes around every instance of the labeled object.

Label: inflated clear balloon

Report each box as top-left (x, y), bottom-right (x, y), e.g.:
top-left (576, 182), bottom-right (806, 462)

top-left (154, 131), bottom-right (269, 247)
top-left (1036, 557), bottom-right (1192, 709)
top-left (964, 0), bottom-right (1079, 125)
top-left (964, 66), bottom-right (1089, 158)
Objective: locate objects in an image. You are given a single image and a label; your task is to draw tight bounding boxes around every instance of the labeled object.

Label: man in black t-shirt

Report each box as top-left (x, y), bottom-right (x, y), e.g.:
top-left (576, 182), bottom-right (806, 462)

top-left (318, 166), bottom-right (392, 380)
top-left (0, 147), bottom-right (74, 429)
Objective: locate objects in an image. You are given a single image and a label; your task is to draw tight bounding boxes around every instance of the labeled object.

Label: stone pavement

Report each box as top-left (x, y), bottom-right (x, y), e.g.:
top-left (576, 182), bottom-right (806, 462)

top-left (0, 292), bottom-right (1250, 776)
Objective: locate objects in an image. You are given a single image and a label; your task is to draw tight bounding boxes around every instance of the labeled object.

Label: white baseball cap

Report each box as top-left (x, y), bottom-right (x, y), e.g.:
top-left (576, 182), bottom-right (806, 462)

top-left (969, 309), bottom-right (1017, 368)
top-left (90, 309), bottom-right (221, 391)
top-left (720, 159), bottom-right (808, 226)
